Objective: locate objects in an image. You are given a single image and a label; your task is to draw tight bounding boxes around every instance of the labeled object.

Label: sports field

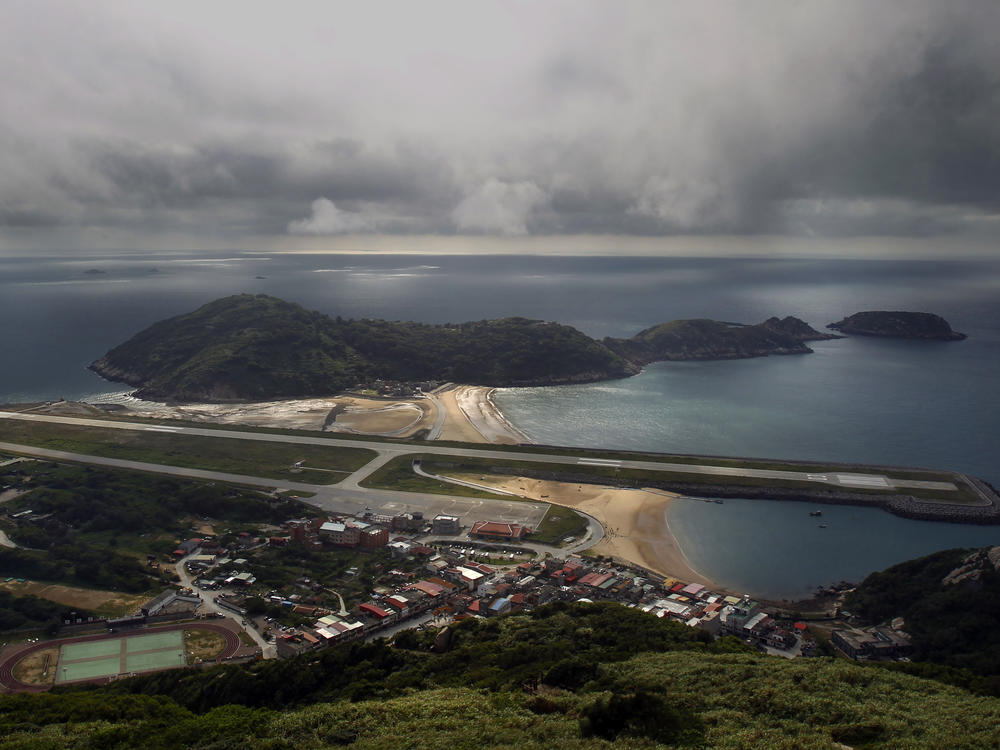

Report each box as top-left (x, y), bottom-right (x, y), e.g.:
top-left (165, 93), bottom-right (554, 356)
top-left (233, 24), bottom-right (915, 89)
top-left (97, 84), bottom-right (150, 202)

top-left (56, 631), bottom-right (185, 683)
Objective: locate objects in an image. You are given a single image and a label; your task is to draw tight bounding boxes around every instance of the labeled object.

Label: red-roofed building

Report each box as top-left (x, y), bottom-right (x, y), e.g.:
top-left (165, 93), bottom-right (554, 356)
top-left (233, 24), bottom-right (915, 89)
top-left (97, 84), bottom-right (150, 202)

top-left (359, 603), bottom-right (392, 621)
top-left (469, 521), bottom-right (527, 540)
top-left (360, 526), bottom-right (389, 549)
top-left (384, 595), bottom-right (410, 614)
top-left (427, 576), bottom-right (457, 592)
top-left (407, 580), bottom-right (446, 598)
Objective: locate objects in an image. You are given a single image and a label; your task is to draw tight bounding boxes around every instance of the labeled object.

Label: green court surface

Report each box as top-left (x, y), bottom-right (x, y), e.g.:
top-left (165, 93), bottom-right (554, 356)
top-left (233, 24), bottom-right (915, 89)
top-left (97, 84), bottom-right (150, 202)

top-left (127, 631), bottom-right (183, 652)
top-left (126, 650), bottom-right (185, 673)
top-left (55, 630), bottom-right (187, 683)
top-left (62, 639), bottom-right (121, 661)
top-left (58, 656), bottom-right (122, 683)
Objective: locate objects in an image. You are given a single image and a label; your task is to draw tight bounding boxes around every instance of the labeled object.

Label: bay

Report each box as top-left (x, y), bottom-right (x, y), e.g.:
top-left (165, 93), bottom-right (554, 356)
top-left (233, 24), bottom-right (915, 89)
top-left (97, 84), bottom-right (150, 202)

top-left (2, 251), bottom-right (998, 597)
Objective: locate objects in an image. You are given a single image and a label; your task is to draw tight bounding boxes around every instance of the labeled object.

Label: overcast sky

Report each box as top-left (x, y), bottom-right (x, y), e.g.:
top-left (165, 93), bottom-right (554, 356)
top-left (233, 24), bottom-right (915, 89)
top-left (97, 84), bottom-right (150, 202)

top-left (2, 0), bottom-right (998, 256)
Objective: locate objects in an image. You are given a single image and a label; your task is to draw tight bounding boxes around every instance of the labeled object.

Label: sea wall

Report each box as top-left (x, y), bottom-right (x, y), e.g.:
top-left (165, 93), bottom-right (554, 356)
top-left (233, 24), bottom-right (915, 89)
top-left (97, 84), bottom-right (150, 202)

top-left (482, 467), bottom-right (1000, 525)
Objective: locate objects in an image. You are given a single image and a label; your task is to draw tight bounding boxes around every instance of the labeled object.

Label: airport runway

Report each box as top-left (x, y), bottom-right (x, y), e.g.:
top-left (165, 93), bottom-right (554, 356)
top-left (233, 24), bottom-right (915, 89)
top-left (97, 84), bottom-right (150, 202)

top-left (0, 410), bottom-right (960, 492)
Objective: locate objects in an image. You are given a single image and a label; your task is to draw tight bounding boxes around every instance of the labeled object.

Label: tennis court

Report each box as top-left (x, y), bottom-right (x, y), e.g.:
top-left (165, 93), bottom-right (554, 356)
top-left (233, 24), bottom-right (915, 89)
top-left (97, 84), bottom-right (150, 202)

top-left (56, 630), bottom-right (185, 683)
top-left (62, 639), bottom-right (121, 660)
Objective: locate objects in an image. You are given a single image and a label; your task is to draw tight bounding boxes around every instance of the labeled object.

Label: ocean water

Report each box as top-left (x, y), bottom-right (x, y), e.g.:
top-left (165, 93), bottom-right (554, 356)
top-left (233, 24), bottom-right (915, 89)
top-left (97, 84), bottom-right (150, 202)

top-left (2, 251), bottom-right (998, 596)
top-left (666, 498), bottom-right (1000, 600)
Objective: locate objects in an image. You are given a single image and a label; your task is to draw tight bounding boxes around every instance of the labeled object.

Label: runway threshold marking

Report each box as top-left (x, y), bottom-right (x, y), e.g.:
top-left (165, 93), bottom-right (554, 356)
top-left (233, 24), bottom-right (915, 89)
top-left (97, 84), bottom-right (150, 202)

top-left (577, 458), bottom-right (622, 468)
top-left (835, 474), bottom-right (890, 487)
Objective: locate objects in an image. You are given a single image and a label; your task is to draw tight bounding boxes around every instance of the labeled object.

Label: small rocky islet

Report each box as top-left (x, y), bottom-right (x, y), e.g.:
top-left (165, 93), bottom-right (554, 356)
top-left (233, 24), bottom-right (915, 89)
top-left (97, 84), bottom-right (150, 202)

top-left (828, 310), bottom-right (966, 340)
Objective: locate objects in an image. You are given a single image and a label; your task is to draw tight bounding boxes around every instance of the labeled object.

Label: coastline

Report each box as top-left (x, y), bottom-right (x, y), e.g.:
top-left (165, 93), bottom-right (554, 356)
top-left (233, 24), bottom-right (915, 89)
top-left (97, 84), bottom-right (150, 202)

top-left (436, 385), bottom-right (529, 444)
top-left (455, 474), bottom-right (720, 591)
top-left (75, 383), bottom-right (530, 445)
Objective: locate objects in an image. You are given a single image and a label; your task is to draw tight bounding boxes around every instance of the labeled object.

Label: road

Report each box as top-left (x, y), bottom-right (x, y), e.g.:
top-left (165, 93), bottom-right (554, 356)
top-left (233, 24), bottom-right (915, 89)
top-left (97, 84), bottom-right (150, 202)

top-left (0, 410), bottom-right (960, 492)
top-left (0, 440), bottom-right (552, 536)
top-left (173, 556), bottom-right (275, 658)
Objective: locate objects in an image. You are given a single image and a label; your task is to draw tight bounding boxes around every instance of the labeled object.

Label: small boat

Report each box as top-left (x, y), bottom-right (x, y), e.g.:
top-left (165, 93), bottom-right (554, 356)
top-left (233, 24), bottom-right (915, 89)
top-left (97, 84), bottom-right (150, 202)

top-left (714, 499), bottom-right (724, 504)
top-left (818, 524), bottom-right (828, 529)
top-left (809, 510), bottom-right (823, 517)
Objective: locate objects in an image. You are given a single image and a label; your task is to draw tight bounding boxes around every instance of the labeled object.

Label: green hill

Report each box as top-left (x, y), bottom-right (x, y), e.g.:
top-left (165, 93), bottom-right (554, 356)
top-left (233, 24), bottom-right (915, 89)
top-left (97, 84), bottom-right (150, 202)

top-left (828, 311), bottom-right (967, 340)
top-left (604, 316), bottom-right (837, 364)
top-left (89, 295), bottom-right (636, 401)
top-left (844, 546), bottom-right (1000, 685)
top-left (90, 295), bottom-right (835, 402)
top-left (3, 603), bottom-right (1000, 749)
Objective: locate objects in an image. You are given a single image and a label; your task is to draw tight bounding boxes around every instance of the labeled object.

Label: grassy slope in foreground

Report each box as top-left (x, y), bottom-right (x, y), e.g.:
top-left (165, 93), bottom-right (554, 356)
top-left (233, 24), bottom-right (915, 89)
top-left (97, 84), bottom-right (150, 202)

top-left (4, 603), bottom-right (1000, 748)
top-left (0, 419), bottom-right (375, 485)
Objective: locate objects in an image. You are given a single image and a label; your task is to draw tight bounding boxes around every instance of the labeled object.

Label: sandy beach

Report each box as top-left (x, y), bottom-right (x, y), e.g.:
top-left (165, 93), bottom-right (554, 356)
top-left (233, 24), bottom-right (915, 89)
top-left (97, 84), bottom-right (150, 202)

top-left (71, 383), bottom-right (528, 444)
top-left (434, 385), bottom-right (529, 444)
top-left (450, 474), bottom-right (717, 588)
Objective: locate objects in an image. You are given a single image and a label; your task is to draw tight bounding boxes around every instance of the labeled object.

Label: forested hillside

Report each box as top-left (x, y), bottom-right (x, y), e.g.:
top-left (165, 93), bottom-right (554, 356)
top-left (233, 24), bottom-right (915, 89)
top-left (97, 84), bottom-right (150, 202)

top-left (90, 295), bottom-right (838, 402)
top-left (4, 602), bottom-right (1000, 748)
top-left (845, 546), bottom-right (1000, 685)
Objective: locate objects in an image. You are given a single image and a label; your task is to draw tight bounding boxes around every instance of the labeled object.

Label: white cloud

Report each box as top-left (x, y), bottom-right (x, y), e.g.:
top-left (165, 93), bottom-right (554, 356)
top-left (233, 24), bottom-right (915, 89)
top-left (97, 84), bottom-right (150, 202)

top-left (287, 198), bottom-right (376, 235)
top-left (451, 179), bottom-right (548, 235)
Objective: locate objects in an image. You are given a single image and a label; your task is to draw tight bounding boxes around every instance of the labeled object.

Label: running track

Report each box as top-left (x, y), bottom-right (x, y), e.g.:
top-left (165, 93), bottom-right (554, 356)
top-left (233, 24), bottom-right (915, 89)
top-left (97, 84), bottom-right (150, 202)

top-left (0, 622), bottom-right (242, 693)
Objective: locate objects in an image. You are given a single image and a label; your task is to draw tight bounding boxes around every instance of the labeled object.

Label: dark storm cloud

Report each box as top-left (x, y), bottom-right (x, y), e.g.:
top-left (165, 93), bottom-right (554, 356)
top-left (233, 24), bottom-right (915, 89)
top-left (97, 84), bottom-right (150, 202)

top-left (1, 0), bottom-right (998, 251)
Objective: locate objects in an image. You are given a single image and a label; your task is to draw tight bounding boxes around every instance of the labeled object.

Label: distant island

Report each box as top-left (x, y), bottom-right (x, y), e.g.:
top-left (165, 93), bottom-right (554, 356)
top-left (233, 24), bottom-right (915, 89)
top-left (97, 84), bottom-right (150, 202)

top-left (90, 294), bottom-right (837, 402)
top-left (828, 311), bottom-right (966, 340)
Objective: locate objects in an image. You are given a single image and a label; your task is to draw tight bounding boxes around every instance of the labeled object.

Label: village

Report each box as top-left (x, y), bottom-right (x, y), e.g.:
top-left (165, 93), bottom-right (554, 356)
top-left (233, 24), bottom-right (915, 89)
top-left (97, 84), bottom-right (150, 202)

top-left (159, 506), bottom-right (914, 664)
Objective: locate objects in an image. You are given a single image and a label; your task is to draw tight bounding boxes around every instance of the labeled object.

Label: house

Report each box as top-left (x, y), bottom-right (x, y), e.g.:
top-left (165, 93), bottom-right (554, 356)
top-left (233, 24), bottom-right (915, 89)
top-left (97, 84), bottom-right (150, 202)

top-left (172, 538), bottom-right (202, 557)
top-left (432, 515), bottom-right (461, 535)
top-left (142, 589), bottom-right (200, 617)
top-left (832, 627), bottom-right (912, 660)
top-left (224, 572), bottom-right (256, 586)
top-left (832, 629), bottom-right (879, 659)
top-left (765, 628), bottom-right (796, 649)
top-left (406, 580), bottom-right (446, 598)
top-left (288, 519), bottom-right (322, 549)
top-left (358, 603), bottom-right (394, 626)
top-left (452, 566), bottom-right (489, 594)
top-left (487, 597), bottom-right (512, 617)
top-left (384, 595), bottom-right (410, 615)
top-left (388, 540), bottom-right (413, 558)
top-left (469, 521), bottom-right (527, 540)
top-left (719, 597), bottom-right (760, 635)
top-left (359, 526), bottom-right (389, 549)
top-left (319, 521), bottom-right (360, 547)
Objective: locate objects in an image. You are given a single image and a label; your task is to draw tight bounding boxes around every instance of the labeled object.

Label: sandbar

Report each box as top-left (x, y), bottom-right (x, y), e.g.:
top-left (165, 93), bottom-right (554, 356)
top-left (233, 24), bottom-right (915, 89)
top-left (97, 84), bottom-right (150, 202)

top-left (435, 385), bottom-right (528, 444)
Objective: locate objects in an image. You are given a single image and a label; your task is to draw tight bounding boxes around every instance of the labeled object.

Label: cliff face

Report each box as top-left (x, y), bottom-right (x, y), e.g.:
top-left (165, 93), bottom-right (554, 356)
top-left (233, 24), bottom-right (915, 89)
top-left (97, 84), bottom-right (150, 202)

top-left (603, 316), bottom-right (833, 364)
top-left (828, 311), bottom-right (966, 340)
